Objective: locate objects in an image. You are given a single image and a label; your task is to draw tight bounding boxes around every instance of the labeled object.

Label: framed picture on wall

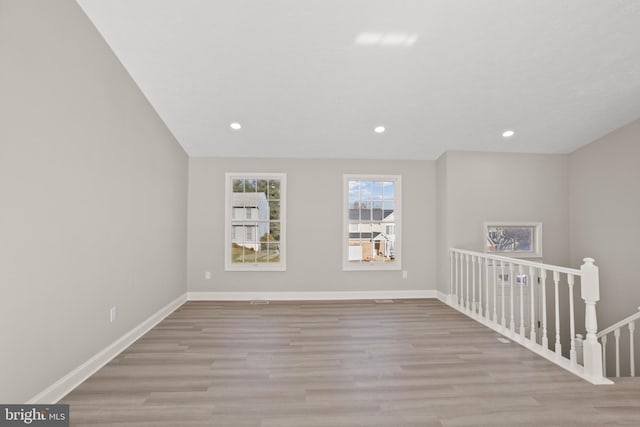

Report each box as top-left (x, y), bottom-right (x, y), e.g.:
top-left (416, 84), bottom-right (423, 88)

top-left (484, 222), bottom-right (542, 258)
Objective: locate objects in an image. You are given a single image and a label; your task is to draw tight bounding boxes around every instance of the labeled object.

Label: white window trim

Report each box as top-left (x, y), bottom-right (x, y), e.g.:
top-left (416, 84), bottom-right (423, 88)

top-left (343, 174), bottom-right (401, 271)
top-left (225, 172), bottom-right (286, 271)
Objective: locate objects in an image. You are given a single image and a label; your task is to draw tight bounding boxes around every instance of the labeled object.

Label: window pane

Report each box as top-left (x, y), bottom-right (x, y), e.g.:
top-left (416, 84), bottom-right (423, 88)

top-left (348, 239), bottom-right (366, 262)
top-left (348, 180), bottom-right (360, 202)
top-left (256, 243), bottom-right (269, 263)
top-left (233, 179), bottom-right (245, 192)
top-left (244, 246), bottom-right (256, 263)
top-left (372, 207), bottom-right (383, 220)
top-left (254, 243), bottom-right (280, 263)
top-left (371, 181), bottom-right (383, 200)
top-left (348, 206), bottom-right (359, 220)
top-left (257, 179), bottom-right (268, 194)
top-left (383, 182), bottom-right (394, 199)
top-left (269, 222), bottom-right (281, 241)
top-left (231, 243), bottom-right (243, 263)
top-left (256, 222), bottom-right (268, 241)
top-left (359, 181), bottom-right (372, 198)
top-left (348, 191), bottom-right (359, 209)
top-left (268, 180), bottom-right (280, 199)
top-left (269, 201), bottom-right (280, 220)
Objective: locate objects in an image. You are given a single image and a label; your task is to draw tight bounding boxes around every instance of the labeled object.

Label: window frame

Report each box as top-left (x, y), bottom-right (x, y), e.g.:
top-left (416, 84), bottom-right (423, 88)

top-left (343, 174), bottom-right (401, 271)
top-left (225, 172), bottom-right (286, 271)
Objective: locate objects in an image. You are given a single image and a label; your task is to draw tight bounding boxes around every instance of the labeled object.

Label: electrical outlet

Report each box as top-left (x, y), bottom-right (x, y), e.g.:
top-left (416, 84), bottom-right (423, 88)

top-left (205, 271), bottom-right (211, 280)
top-left (110, 306), bottom-right (117, 323)
top-left (402, 270), bottom-right (408, 279)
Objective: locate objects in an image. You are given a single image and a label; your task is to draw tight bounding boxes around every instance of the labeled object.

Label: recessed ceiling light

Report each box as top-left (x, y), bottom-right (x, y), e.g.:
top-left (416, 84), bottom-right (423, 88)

top-left (374, 126), bottom-right (386, 133)
top-left (502, 129), bottom-right (515, 138)
top-left (230, 122), bottom-right (242, 130)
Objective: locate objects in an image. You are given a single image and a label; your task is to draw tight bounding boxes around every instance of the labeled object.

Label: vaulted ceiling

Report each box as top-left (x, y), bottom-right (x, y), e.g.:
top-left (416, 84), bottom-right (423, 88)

top-left (77, 0), bottom-right (640, 159)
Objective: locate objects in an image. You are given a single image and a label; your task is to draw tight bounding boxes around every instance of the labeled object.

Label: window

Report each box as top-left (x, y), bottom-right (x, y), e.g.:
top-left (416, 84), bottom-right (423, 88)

top-left (225, 173), bottom-right (286, 271)
top-left (343, 175), bottom-right (401, 270)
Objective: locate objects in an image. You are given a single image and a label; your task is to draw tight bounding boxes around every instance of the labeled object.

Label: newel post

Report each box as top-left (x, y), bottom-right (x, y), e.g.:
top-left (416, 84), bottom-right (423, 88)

top-left (581, 258), bottom-right (604, 379)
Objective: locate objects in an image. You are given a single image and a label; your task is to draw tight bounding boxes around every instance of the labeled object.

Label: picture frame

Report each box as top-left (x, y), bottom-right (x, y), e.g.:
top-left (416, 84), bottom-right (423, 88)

top-left (484, 222), bottom-right (542, 258)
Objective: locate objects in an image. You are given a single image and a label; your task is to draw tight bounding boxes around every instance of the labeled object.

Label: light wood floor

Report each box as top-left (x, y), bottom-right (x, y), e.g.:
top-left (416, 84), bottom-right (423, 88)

top-left (62, 299), bottom-right (640, 426)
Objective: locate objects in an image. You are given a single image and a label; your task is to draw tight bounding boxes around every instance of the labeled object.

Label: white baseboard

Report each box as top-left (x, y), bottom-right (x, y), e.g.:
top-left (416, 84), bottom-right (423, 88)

top-left (28, 293), bottom-right (188, 404)
top-left (435, 290), bottom-right (449, 303)
top-left (187, 290), bottom-right (436, 301)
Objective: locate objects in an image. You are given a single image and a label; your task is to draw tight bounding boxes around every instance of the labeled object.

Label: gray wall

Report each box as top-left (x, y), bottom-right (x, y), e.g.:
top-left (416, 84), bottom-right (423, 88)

top-left (188, 158), bottom-right (436, 292)
top-left (0, 0), bottom-right (188, 402)
top-left (436, 151), bottom-right (571, 289)
top-left (570, 118), bottom-right (640, 373)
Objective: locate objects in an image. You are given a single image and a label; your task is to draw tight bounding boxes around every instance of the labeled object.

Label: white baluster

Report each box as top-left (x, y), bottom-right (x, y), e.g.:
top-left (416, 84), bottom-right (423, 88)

top-left (500, 261), bottom-right (506, 330)
top-left (553, 270), bottom-right (561, 357)
top-left (493, 260), bottom-right (498, 323)
top-left (519, 264), bottom-right (525, 338)
top-left (529, 266), bottom-right (536, 343)
top-left (458, 252), bottom-right (463, 306)
top-left (581, 258), bottom-right (604, 380)
top-left (450, 250), bottom-right (454, 303)
top-left (485, 258), bottom-right (490, 320)
top-left (540, 269), bottom-right (549, 350)
top-left (601, 334), bottom-right (608, 377)
top-left (477, 256), bottom-right (483, 317)
top-left (614, 328), bottom-right (621, 377)
top-left (575, 334), bottom-right (584, 365)
top-left (454, 252), bottom-right (459, 306)
top-left (630, 321), bottom-right (636, 377)
top-left (568, 274), bottom-right (576, 365)
top-left (465, 254), bottom-right (470, 311)
top-left (472, 256), bottom-right (476, 315)
top-left (509, 263), bottom-right (515, 334)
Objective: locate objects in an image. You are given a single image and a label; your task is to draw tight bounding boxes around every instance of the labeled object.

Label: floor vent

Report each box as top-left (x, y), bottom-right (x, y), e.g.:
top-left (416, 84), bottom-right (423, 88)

top-left (375, 299), bottom-right (394, 303)
top-left (497, 337), bottom-right (511, 344)
top-left (250, 300), bottom-right (270, 305)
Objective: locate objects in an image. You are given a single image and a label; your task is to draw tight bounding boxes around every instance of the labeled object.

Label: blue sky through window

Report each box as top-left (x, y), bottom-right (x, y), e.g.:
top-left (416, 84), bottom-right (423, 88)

top-left (348, 180), bottom-right (395, 208)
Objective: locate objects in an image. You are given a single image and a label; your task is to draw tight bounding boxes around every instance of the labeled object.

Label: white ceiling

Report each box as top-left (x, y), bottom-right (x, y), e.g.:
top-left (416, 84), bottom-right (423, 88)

top-left (77, 0), bottom-right (640, 160)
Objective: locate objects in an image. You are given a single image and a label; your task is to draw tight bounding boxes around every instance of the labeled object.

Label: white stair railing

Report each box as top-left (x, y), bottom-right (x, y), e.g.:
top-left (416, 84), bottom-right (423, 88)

top-left (596, 307), bottom-right (640, 377)
top-left (447, 248), bottom-right (611, 384)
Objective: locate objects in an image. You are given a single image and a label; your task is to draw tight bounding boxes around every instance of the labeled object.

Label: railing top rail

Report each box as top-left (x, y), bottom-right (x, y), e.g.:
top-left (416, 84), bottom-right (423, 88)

top-left (597, 308), bottom-right (640, 338)
top-left (450, 248), bottom-right (582, 276)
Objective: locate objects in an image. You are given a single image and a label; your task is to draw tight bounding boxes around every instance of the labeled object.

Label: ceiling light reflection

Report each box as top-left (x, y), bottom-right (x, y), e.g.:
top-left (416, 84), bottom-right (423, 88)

top-left (355, 32), bottom-right (418, 47)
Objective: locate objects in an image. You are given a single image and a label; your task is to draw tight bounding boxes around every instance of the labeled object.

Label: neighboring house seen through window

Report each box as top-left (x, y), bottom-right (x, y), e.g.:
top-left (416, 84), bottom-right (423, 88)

top-left (343, 175), bottom-right (401, 270)
top-left (225, 173), bottom-right (286, 271)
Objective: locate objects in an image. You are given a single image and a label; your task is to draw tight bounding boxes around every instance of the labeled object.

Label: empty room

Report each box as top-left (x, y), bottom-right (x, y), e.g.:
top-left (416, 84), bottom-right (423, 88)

top-left (2, 0), bottom-right (640, 426)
